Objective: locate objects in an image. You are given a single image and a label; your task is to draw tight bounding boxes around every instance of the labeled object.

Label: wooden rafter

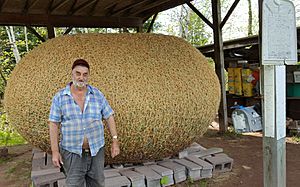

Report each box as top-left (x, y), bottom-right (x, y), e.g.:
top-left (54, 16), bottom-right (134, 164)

top-left (104, 3), bottom-right (118, 16)
top-left (69, 0), bottom-right (98, 15)
top-left (64, 27), bottom-right (73, 35)
top-left (88, 0), bottom-right (100, 16)
top-left (147, 13), bottom-right (158, 33)
top-left (26, 25), bottom-right (45, 42)
top-left (47, 0), bottom-right (54, 13)
top-left (0, 13), bottom-right (143, 28)
top-left (111, 0), bottom-right (149, 16)
top-left (134, 0), bottom-right (190, 17)
top-left (132, 0), bottom-right (171, 16)
top-left (23, 0), bottom-right (30, 13)
top-left (23, 0), bottom-right (39, 14)
top-left (50, 0), bottom-right (70, 13)
top-left (186, 1), bottom-right (213, 29)
top-left (68, 0), bottom-right (78, 15)
top-left (0, 0), bottom-right (8, 12)
top-left (220, 0), bottom-right (240, 28)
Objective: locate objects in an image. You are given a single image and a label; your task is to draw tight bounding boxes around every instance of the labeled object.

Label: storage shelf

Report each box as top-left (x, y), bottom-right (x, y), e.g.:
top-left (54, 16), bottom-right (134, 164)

top-left (286, 97), bottom-right (300, 100)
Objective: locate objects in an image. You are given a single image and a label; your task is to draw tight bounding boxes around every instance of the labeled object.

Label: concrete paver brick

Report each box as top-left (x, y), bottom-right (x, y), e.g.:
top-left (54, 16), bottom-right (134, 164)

top-left (134, 166), bottom-right (161, 187)
top-left (105, 175), bottom-right (131, 187)
top-left (190, 147), bottom-right (223, 158)
top-left (149, 165), bottom-right (174, 186)
top-left (173, 159), bottom-right (202, 181)
top-left (186, 155), bottom-right (213, 178)
top-left (158, 161), bottom-right (186, 184)
top-left (119, 170), bottom-right (145, 187)
top-left (205, 154), bottom-right (234, 173)
top-left (104, 170), bottom-right (121, 178)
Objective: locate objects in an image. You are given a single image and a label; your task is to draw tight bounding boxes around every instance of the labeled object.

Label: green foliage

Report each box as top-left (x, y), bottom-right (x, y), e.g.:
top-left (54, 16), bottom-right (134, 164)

top-left (291, 135), bottom-right (300, 143)
top-left (0, 26), bottom-right (47, 98)
top-left (160, 176), bottom-right (169, 185)
top-left (186, 11), bottom-right (210, 46)
top-left (0, 112), bottom-right (26, 146)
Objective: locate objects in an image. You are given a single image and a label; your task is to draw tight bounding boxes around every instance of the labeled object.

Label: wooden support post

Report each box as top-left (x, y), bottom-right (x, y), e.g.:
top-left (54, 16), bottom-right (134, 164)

top-left (137, 25), bottom-right (143, 33)
top-left (47, 25), bottom-right (55, 39)
top-left (211, 0), bottom-right (228, 132)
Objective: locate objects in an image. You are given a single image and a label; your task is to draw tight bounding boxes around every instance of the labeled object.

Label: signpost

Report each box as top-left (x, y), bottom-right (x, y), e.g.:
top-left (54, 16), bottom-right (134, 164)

top-left (261, 0), bottom-right (297, 186)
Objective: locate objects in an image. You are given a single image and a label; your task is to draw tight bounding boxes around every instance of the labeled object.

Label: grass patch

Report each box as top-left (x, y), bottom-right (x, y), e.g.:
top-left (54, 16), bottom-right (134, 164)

top-left (0, 157), bottom-right (11, 164)
top-left (291, 136), bottom-right (300, 143)
top-left (5, 165), bottom-right (16, 174)
top-left (223, 127), bottom-right (242, 139)
top-left (0, 131), bottom-right (27, 146)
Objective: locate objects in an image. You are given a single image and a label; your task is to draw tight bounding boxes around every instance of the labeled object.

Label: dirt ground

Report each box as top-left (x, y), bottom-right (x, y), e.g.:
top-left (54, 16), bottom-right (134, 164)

top-left (0, 129), bottom-right (300, 187)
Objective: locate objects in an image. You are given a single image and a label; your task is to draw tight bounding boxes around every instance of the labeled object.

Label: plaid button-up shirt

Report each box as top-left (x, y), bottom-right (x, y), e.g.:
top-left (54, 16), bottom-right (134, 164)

top-left (49, 83), bottom-right (114, 157)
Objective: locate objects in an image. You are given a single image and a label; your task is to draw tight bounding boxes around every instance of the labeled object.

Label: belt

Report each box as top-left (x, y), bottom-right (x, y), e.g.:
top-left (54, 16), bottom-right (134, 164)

top-left (82, 148), bottom-right (91, 154)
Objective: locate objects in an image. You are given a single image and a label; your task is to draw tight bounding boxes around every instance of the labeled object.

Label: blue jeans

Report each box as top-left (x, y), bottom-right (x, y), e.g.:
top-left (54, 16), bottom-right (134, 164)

top-left (60, 147), bottom-right (105, 187)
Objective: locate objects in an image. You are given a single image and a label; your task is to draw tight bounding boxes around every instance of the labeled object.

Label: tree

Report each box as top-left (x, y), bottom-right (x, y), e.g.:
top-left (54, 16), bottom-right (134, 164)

top-left (247, 0), bottom-right (253, 36)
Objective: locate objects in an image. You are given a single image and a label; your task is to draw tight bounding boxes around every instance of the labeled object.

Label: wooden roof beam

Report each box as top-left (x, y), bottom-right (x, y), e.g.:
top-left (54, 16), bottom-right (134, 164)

top-left (136, 0), bottom-right (191, 18)
top-left (69, 0), bottom-right (98, 15)
top-left (0, 0), bottom-right (8, 12)
top-left (50, 0), bottom-right (70, 13)
top-left (220, 0), bottom-right (240, 28)
top-left (0, 13), bottom-right (143, 28)
top-left (111, 0), bottom-right (149, 16)
top-left (186, 1), bottom-right (213, 29)
top-left (47, 0), bottom-right (54, 13)
top-left (23, 0), bottom-right (40, 14)
top-left (132, 0), bottom-right (171, 16)
top-left (68, 0), bottom-right (78, 15)
top-left (88, 0), bottom-right (100, 16)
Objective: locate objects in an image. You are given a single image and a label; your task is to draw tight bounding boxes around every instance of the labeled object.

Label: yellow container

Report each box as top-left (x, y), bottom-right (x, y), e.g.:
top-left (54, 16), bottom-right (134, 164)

top-left (228, 68), bottom-right (235, 94)
top-left (242, 69), bottom-right (253, 97)
top-left (234, 68), bottom-right (242, 95)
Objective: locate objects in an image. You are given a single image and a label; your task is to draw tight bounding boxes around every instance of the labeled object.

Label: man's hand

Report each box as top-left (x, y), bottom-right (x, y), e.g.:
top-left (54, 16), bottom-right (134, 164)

top-left (111, 140), bottom-right (120, 158)
top-left (52, 150), bottom-right (63, 168)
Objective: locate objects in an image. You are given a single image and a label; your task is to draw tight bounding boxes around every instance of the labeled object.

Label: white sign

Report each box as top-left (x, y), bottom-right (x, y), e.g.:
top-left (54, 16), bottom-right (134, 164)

top-left (262, 0), bottom-right (297, 65)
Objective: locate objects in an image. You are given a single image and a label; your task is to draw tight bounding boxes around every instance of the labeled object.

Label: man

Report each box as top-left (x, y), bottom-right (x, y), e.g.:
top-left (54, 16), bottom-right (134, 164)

top-left (48, 59), bottom-right (120, 187)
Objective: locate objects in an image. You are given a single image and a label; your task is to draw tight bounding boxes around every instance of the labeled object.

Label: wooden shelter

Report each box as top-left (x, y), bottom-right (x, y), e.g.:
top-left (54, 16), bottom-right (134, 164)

top-left (0, 0), bottom-right (234, 132)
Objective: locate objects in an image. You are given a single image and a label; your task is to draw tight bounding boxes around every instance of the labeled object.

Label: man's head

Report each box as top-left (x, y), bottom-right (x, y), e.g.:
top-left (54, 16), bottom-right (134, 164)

top-left (71, 59), bottom-right (90, 89)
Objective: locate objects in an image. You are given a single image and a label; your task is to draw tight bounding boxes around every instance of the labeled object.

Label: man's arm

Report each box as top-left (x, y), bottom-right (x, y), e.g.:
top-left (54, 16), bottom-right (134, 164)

top-left (105, 115), bottom-right (120, 158)
top-left (49, 121), bottom-right (63, 168)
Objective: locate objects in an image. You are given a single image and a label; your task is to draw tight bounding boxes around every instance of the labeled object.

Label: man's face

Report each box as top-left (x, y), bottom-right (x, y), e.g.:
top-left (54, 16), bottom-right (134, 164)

top-left (72, 65), bottom-right (89, 88)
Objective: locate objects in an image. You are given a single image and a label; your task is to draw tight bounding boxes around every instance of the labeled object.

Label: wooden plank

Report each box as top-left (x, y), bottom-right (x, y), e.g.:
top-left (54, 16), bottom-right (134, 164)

top-left (57, 179), bottom-right (66, 187)
top-left (32, 157), bottom-right (46, 170)
top-left (31, 167), bottom-right (60, 178)
top-left (33, 172), bottom-right (65, 186)
top-left (104, 175), bottom-right (131, 187)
